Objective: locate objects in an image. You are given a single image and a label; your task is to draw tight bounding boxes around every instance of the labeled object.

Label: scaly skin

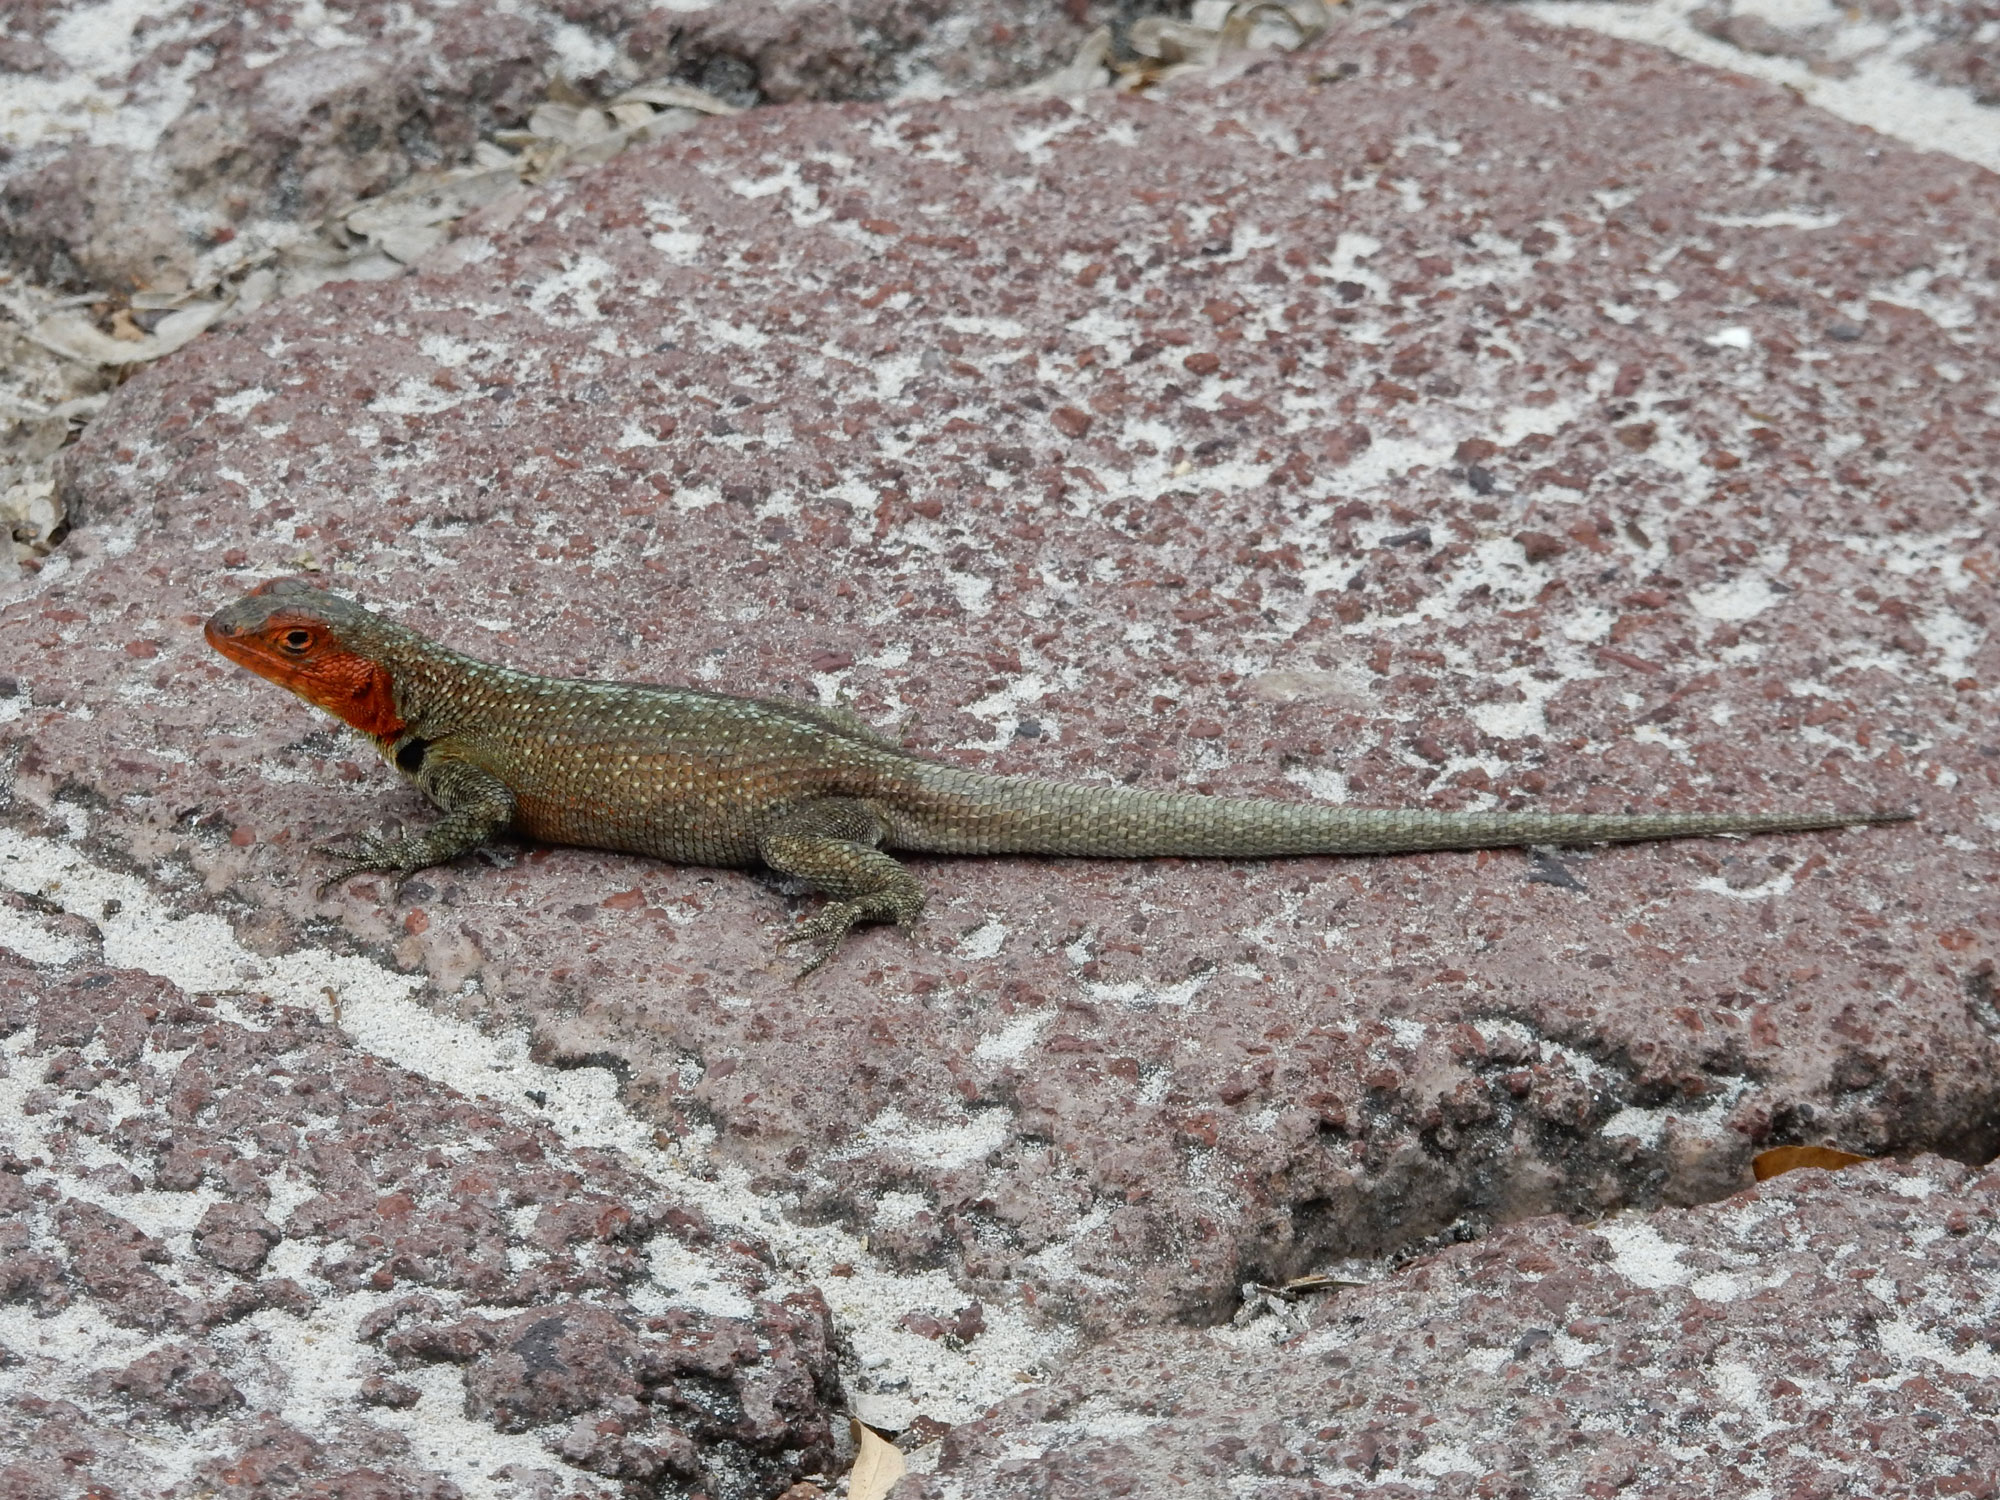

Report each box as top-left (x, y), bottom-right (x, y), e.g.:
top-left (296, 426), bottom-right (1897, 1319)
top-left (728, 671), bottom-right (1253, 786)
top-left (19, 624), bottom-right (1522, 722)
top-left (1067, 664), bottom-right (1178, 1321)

top-left (205, 578), bottom-right (1913, 973)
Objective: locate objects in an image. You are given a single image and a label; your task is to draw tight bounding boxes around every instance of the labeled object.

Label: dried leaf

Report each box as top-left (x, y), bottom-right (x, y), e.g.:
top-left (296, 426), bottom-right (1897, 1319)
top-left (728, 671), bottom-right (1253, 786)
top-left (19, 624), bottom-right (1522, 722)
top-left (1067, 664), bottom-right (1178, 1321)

top-left (150, 301), bottom-right (231, 351)
top-left (565, 134), bottom-right (630, 169)
top-left (276, 251), bottom-right (407, 300)
top-left (324, 253), bottom-right (406, 285)
top-left (343, 167), bottom-right (516, 236)
top-left (528, 102), bottom-right (615, 147)
top-left (25, 299), bottom-right (228, 367)
top-left (374, 224), bottom-right (449, 265)
top-left (1753, 1145), bottom-right (1871, 1181)
top-left (847, 1417), bottom-right (905, 1500)
top-left (635, 108), bottom-right (705, 143)
top-left (1130, 17), bottom-right (1224, 65)
top-left (611, 79), bottom-right (743, 115)
top-left (1015, 25), bottom-right (1112, 97)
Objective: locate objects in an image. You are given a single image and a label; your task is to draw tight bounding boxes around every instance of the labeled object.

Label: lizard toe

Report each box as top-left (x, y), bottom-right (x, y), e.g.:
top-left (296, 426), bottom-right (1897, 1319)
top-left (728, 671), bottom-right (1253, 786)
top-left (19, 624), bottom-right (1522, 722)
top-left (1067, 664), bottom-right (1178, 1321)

top-left (787, 941), bottom-right (841, 982)
top-left (314, 861), bottom-right (373, 898)
top-left (779, 901), bottom-right (866, 978)
top-left (312, 833), bottom-right (420, 899)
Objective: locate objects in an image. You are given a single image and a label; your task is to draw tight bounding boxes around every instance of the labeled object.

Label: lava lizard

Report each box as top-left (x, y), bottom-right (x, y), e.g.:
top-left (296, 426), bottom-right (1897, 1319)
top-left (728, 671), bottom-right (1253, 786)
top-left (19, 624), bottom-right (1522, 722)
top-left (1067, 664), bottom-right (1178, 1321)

top-left (206, 578), bottom-right (1912, 974)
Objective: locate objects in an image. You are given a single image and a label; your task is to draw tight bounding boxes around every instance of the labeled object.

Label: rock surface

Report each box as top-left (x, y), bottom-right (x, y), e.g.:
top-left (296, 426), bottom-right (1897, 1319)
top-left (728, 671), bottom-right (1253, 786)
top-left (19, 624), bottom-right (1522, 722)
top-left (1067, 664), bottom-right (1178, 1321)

top-left (45, 0), bottom-right (2000, 1325)
top-left (1686, 0), bottom-right (2000, 103)
top-left (920, 1155), bottom-right (2000, 1497)
top-left (4, 0), bottom-right (1998, 1492)
top-left (0, 0), bottom-right (1107, 293)
top-left (0, 947), bottom-right (845, 1499)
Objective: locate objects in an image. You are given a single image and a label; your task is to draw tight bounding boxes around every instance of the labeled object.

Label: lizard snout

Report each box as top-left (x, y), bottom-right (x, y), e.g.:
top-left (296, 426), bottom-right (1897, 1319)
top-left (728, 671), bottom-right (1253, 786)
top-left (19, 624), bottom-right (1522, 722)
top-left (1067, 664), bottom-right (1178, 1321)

top-left (203, 610), bottom-right (245, 652)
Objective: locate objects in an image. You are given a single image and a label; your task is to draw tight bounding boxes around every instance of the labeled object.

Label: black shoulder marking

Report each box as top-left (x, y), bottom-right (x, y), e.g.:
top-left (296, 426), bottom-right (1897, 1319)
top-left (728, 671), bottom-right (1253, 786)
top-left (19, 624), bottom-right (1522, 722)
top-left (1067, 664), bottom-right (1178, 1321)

top-left (395, 738), bottom-right (431, 775)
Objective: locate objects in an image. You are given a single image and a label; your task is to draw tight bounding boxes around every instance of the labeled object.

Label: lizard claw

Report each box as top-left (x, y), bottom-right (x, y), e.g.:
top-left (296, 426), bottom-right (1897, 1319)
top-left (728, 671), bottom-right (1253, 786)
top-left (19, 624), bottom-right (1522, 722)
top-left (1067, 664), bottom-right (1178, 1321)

top-left (779, 903), bottom-right (864, 980)
top-left (313, 833), bottom-right (424, 901)
top-left (777, 898), bottom-right (924, 979)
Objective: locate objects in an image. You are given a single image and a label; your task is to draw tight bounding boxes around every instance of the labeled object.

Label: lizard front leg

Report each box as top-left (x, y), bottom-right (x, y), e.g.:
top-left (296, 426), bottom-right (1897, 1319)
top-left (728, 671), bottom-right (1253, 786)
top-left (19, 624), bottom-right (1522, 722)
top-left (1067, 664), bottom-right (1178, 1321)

top-left (316, 756), bottom-right (516, 897)
top-left (758, 797), bottom-right (925, 977)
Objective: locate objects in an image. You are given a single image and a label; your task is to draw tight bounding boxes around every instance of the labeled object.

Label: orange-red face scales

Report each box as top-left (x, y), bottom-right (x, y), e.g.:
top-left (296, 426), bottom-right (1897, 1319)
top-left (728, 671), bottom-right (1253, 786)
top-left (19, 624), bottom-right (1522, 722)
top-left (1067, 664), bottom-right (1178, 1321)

top-left (204, 577), bottom-right (405, 737)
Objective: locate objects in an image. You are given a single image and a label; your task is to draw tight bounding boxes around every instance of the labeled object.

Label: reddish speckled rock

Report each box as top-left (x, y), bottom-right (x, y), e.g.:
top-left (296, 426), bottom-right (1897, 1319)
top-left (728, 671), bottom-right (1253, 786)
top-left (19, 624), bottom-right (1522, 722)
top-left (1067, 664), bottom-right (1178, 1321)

top-left (1907, 0), bottom-right (2000, 103)
top-left (0, 0), bottom-right (1109, 291)
top-left (16, 3), bottom-right (1999, 1339)
top-left (0, 955), bottom-right (842, 1499)
top-left (1692, 0), bottom-right (2000, 105)
top-left (921, 1156), bottom-right (2000, 1497)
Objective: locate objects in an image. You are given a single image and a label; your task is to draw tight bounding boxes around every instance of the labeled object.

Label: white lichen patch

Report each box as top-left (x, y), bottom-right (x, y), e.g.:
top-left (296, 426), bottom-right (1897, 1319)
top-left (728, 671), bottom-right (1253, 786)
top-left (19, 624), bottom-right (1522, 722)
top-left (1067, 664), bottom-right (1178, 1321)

top-left (1689, 573), bottom-right (1784, 622)
top-left (839, 1107), bottom-right (1013, 1170)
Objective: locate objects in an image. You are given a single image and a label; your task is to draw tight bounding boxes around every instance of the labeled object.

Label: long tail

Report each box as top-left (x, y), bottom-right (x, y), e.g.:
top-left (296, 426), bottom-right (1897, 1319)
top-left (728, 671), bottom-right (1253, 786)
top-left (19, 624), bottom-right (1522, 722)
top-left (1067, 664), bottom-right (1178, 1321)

top-left (885, 765), bottom-right (1913, 858)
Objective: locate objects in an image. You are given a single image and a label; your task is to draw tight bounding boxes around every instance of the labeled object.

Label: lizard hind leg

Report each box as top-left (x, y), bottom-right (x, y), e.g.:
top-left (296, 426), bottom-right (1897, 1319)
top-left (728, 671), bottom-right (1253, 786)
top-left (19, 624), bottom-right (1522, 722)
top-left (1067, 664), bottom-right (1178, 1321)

top-left (758, 797), bottom-right (926, 978)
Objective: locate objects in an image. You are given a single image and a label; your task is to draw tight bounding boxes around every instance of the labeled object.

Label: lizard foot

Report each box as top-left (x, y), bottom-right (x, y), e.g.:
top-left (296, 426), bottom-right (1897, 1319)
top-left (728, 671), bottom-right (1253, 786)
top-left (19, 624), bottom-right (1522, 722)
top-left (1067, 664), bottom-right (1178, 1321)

top-left (778, 896), bottom-right (921, 980)
top-left (778, 903), bottom-right (866, 979)
top-left (313, 833), bottom-right (429, 900)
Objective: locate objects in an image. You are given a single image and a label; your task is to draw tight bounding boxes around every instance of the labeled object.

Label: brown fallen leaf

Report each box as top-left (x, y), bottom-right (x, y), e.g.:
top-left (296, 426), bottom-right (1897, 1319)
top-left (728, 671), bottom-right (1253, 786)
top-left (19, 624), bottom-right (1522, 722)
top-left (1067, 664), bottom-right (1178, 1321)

top-left (847, 1417), bottom-right (905, 1500)
top-left (1753, 1145), bottom-right (1871, 1181)
top-left (1278, 1272), bottom-right (1370, 1296)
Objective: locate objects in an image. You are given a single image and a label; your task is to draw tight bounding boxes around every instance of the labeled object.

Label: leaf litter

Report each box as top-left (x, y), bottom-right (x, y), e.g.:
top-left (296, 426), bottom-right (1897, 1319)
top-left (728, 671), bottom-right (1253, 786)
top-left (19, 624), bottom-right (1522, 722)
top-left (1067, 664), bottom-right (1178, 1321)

top-left (1019, 0), bottom-right (1334, 96)
top-left (846, 1417), bottom-right (907, 1500)
top-left (0, 74), bottom-right (736, 595)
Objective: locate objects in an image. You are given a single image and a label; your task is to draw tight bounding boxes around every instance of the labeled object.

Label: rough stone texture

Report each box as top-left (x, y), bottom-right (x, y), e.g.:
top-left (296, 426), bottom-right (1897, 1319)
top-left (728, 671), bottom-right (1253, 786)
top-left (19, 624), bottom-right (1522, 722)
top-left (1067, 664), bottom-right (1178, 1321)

top-left (17, 4), bottom-right (1999, 1340)
top-left (1637, 0), bottom-right (2000, 112)
top-left (5, 1), bottom-right (2000, 1488)
top-left (916, 1155), bottom-right (2000, 1498)
top-left (0, 952), bottom-right (843, 1499)
top-left (1886, 0), bottom-right (2000, 100)
top-left (0, 0), bottom-right (1113, 292)
top-left (629, 0), bottom-right (1125, 105)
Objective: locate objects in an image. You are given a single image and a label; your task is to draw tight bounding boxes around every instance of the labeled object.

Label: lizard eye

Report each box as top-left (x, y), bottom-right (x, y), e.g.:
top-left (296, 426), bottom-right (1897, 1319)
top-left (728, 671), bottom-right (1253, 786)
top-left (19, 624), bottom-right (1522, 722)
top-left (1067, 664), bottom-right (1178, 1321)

top-left (280, 628), bottom-right (313, 653)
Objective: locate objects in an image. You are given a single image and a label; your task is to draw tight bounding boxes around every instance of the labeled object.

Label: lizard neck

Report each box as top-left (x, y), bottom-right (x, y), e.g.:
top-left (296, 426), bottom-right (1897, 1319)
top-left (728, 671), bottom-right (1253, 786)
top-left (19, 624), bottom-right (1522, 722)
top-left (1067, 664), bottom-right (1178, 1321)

top-left (373, 635), bottom-right (543, 742)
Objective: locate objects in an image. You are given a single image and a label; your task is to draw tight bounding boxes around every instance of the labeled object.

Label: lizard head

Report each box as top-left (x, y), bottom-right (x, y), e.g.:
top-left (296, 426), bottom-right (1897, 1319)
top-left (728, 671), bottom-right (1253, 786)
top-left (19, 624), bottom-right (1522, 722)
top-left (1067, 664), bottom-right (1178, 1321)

top-left (205, 577), bottom-right (407, 737)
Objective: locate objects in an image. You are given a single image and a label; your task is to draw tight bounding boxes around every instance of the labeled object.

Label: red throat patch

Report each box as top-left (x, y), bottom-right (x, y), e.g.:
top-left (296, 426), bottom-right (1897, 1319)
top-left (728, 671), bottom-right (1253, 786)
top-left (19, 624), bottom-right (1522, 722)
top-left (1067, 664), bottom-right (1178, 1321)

top-left (294, 651), bottom-right (405, 736)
